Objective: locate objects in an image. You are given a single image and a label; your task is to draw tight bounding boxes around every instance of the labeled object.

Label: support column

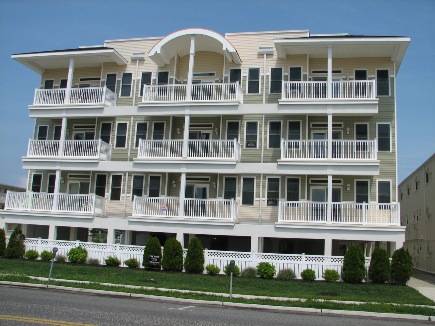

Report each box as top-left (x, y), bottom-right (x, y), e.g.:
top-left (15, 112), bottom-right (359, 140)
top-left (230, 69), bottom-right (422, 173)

top-left (182, 115), bottom-right (190, 158)
top-left (52, 169), bottom-right (61, 211)
top-left (178, 172), bottom-right (186, 217)
top-left (327, 46), bottom-right (332, 98)
top-left (251, 236), bottom-right (260, 253)
top-left (186, 36), bottom-right (195, 100)
top-left (69, 227), bottom-right (77, 241)
top-left (58, 117), bottom-right (67, 156)
top-left (176, 232), bottom-right (184, 248)
top-left (48, 225), bottom-right (56, 240)
top-left (324, 237), bottom-right (332, 256)
top-left (107, 228), bottom-right (115, 244)
top-left (327, 174), bottom-right (332, 223)
top-left (327, 114), bottom-right (332, 159)
top-left (65, 58), bottom-right (75, 104)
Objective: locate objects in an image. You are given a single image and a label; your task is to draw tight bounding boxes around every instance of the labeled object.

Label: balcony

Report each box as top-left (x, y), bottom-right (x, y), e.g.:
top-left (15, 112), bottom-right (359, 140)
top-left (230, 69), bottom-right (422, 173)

top-left (278, 201), bottom-right (400, 226)
top-left (32, 87), bottom-right (116, 107)
top-left (132, 196), bottom-right (236, 222)
top-left (26, 140), bottom-right (111, 160)
top-left (4, 191), bottom-right (105, 216)
top-left (141, 82), bottom-right (242, 104)
top-left (136, 139), bottom-right (240, 162)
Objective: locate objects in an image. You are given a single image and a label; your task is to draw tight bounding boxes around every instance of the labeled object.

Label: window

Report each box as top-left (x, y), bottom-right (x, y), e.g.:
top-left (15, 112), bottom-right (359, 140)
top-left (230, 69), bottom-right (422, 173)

top-left (152, 122), bottom-right (165, 140)
top-left (377, 123), bottom-right (391, 151)
top-left (287, 121), bottom-right (301, 140)
top-left (120, 73), bottom-right (132, 97)
top-left (95, 174), bottom-right (107, 197)
top-left (355, 123), bottom-right (368, 140)
top-left (270, 68), bottom-right (282, 94)
top-left (44, 80), bottom-right (54, 89)
top-left (355, 180), bottom-right (369, 203)
top-left (242, 177), bottom-right (255, 205)
top-left (229, 69), bottom-right (241, 83)
top-left (226, 121), bottom-right (239, 141)
top-left (268, 121), bottom-right (281, 148)
top-left (140, 72), bottom-right (152, 96)
top-left (115, 123), bottom-right (128, 148)
top-left (289, 67), bottom-right (302, 81)
top-left (224, 177), bottom-right (237, 200)
top-left (110, 175), bottom-right (122, 200)
top-left (105, 74), bottom-right (117, 93)
top-left (47, 174), bottom-right (56, 193)
top-left (31, 174), bottom-right (42, 193)
top-left (157, 71), bottom-right (169, 85)
top-left (286, 178), bottom-right (299, 201)
top-left (135, 122), bottom-right (147, 147)
top-left (245, 122), bottom-right (258, 148)
top-left (37, 125), bottom-right (48, 140)
top-left (355, 70), bottom-right (367, 80)
top-left (148, 176), bottom-right (161, 197)
top-left (376, 70), bottom-right (389, 96)
top-left (267, 178), bottom-right (280, 206)
top-left (426, 172), bottom-right (430, 184)
top-left (60, 79), bottom-right (67, 88)
top-left (53, 125), bottom-right (62, 140)
top-left (132, 175), bottom-right (144, 199)
top-left (378, 181), bottom-right (391, 203)
top-left (247, 68), bottom-right (260, 94)
top-left (100, 123), bottom-right (112, 144)
top-left (415, 180), bottom-right (419, 191)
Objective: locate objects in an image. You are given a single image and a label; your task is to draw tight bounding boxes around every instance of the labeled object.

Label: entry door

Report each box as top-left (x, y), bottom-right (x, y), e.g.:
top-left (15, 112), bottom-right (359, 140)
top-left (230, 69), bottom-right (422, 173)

top-left (189, 131), bottom-right (211, 157)
top-left (73, 131), bottom-right (95, 140)
top-left (311, 187), bottom-right (326, 221)
top-left (332, 187), bottom-right (342, 222)
top-left (68, 181), bottom-right (90, 194)
top-left (185, 184), bottom-right (208, 216)
top-left (312, 131), bottom-right (327, 158)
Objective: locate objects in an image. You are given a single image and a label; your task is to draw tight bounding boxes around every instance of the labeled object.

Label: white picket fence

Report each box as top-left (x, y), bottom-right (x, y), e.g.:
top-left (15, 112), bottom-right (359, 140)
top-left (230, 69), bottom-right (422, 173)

top-left (23, 238), bottom-right (370, 280)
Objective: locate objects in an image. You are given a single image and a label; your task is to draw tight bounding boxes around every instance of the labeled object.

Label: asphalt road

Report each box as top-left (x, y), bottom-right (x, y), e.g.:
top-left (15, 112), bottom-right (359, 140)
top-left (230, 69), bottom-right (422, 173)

top-left (0, 286), bottom-right (429, 326)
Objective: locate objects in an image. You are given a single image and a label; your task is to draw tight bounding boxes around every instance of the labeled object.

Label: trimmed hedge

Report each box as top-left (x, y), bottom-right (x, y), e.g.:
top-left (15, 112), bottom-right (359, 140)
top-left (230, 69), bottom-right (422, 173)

top-left (24, 250), bottom-right (39, 261)
top-left (342, 245), bottom-right (366, 283)
top-left (162, 238), bottom-right (183, 272)
top-left (105, 256), bottom-right (121, 267)
top-left (67, 246), bottom-right (88, 264)
top-left (256, 262), bottom-right (276, 279)
top-left (40, 250), bottom-right (54, 262)
top-left (5, 226), bottom-right (25, 259)
top-left (0, 228), bottom-right (5, 257)
top-left (56, 255), bottom-right (67, 263)
top-left (124, 258), bottom-right (139, 269)
top-left (224, 264), bottom-right (240, 277)
top-left (391, 248), bottom-right (413, 285)
top-left (323, 269), bottom-right (340, 282)
top-left (87, 258), bottom-right (100, 266)
top-left (369, 247), bottom-right (390, 284)
top-left (205, 264), bottom-right (220, 276)
top-left (301, 269), bottom-right (316, 282)
top-left (143, 236), bottom-right (162, 270)
top-left (276, 268), bottom-right (296, 281)
top-left (184, 237), bottom-right (204, 274)
top-left (241, 267), bottom-right (257, 278)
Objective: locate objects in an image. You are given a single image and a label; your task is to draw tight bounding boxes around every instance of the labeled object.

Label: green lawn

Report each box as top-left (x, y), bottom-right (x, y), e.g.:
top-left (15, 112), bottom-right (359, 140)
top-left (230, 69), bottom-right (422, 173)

top-left (0, 258), bottom-right (432, 306)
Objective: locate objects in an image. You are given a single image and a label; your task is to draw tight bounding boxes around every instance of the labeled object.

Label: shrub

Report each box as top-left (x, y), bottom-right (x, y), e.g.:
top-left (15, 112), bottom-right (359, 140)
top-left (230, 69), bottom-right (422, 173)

top-left (0, 228), bottom-right (5, 257)
top-left (368, 248), bottom-right (390, 284)
top-left (87, 258), bottom-right (100, 266)
top-left (256, 262), bottom-right (276, 279)
top-left (184, 237), bottom-right (204, 274)
top-left (143, 236), bottom-right (162, 269)
top-left (105, 256), bottom-right (121, 267)
top-left (67, 246), bottom-right (88, 264)
top-left (24, 250), bottom-right (39, 261)
top-left (162, 238), bottom-right (183, 272)
top-left (342, 245), bottom-right (366, 284)
top-left (391, 248), bottom-right (413, 285)
top-left (5, 226), bottom-right (25, 259)
top-left (323, 269), bottom-right (340, 282)
top-left (224, 264), bottom-right (240, 277)
top-left (301, 269), bottom-right (316, 282)
top-left (40, 250), bottom-right (54, 262)
top-left (124, 258), bottom-right (139, 269)
top-left (206, 264), bottom-right (220, 276)
top-left (56, 255), bottom-right (67, 263)
top-left (241, 267), bottom-right (257, 278)
top-left (276, 268), bottom-right (296, 281)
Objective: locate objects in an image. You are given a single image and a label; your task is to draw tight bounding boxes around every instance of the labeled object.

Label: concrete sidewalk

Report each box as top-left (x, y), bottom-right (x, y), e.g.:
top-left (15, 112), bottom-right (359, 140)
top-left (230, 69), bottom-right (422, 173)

top-left (409, 277), bottom-right (435, 302)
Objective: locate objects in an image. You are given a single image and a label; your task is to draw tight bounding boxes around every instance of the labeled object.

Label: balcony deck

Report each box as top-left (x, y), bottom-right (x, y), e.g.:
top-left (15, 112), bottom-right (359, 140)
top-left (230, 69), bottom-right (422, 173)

top-left (32, 87), bottom-right (116, 107)
top-left (26, 140), bottom-right (111, 160)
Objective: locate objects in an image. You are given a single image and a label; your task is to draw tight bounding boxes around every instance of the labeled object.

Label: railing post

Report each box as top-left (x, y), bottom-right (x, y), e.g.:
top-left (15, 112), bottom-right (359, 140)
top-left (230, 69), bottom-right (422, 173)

top-left (97, 140), bottom-right (102, 159)
top-left (280, 138), bottom-right (284, 159)
top-left (102, 86), bottom-right (107, 105)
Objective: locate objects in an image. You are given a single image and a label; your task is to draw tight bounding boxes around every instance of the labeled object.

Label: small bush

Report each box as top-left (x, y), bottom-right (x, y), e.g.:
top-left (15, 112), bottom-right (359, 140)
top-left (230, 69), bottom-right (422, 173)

top-left (224, 264), bottom-right (240, 277)
top-left (87, 258), bottom-right (100, 266)
top-left (67, 246), bottom-right (88, 264)
top-left (105, 256), bottom-right (121, 267)
top-left (124, 258), bottom-right (139, 269)
top-left (184, 237), bottom-right (204, 274)
top-left (162, 238), bottom-right (183, 272)
top-left (323, 269), bottom-right (340, 282)
top-left (24, 250), bottom-right (39, 261)
top-left (0, 228), bottom-right (6, 257)
top-left (391, 248), bottom-right (413, 285)
top-left (241, 267), bottom-right (257, 278)
top-left (206, 264), bottom-right (220, 276)
top-left (5, 226), bottom-right (25, 259)
top-left (301, 269), bottom-right (316, 281)
top-left (369, 248), bottom-right (391, 284)
top-left (342, 245), bottom-right (366, 284)
top-left (40, 250), bottom-right (54, 262)
top-left (256, 262), bottom-right (276, 279)
top-left (56, 255), bottom-right (67, 263)
top-left (276, 268), bottom-right (296, 281)
top-left (143, 236), bottom-right (162, 269)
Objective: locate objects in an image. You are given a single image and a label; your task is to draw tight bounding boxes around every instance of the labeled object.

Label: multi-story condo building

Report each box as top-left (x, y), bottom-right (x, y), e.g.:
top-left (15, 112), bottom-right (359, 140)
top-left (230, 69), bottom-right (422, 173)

top-left (0, 28), bottom-right (410, 256)
top-left (0, 183), bottom-right (25, 210)
top-left (400, 154), bottom-right (435, 273)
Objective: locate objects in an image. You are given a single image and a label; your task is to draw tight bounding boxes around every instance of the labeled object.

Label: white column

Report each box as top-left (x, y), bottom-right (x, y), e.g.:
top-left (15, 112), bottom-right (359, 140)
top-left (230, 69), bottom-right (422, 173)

top-left (327, 175), bottom-right (332, 223)
top-left (324, 237), bottom-right (332, 256)
top-left (327, 114), bottom-right (332, 159)
top-left (251, 236), bottom-right (259, 253)
top-left (107, 228), bottom-right (115, 244)
top-left (176, 232), bottom-right (184, 247)
top-left (178, 172), bottom-right (186, 217)
top-left (186, 36), bottom-right (196, 100)
top-left (65, 57), bottom-right (75, 104)
top-left (327, 46), bottom-right (332, 98)
top-left (182, 115), bottom-right (190, 158)
top-left (48, 225), bottom-right (56, 240)
top-left (69, 227), bottom-right (77, 241)
top-left (58, 117), bottom-right (67, 156)
top-left (52, 169), bottom-right (62, 211)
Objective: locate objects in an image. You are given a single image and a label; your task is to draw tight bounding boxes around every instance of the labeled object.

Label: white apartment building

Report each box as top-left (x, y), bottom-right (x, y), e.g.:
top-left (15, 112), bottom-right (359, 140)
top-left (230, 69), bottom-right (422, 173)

top-left (0, 28), bottom-right (410, 256)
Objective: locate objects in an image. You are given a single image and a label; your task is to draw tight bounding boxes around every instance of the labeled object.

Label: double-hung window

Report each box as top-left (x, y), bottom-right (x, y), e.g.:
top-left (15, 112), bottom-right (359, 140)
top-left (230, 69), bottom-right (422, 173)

top-left (245, 122), bottom-right (258, 148)
top-left (100, 123), bottom-right (112, 144)
top-left (268, 121), bottom-right (281, 148)
top-left (115, 123), bottom-right (128, 148)
top-left (53, 125), bottom-right (62, 141)
top-left (44, 80), bottom-right (54, 89)
top-left (31, 174), bottom-right (42, 193)
top-left (377, 181), bottom-right (391, 203)
top-left (110, 175), bottom-right (122, 200)
top-left (226, 121), bottom-right (239, 141)
top-left (135, 122), bottom-right (147, 147)
top-left (287, 121), bottom-right (301, 140)
top-left (247, 68), bottom-right (260, 94)
top-left (270, 68), bottom-right (282, 94)
top-left (47, 174), bottom-right (56, 193)
top-left (37, 125), bottom-right (48, 140)
top-left (377, 123), bottom-right (391, 151)
top-left (224, 177), bottom-right (237, 200)
top-left (289, 67), bottom-right (302, 81)
top-left (355, 180), bottom-right (369, 203)
top-left (105, 74), bottom-right (117, 93)
top-left (120, 73), bottom-right (132, 97)
top-left (376, 70), bottom-right (389, 96)
top-left (242, 177), bottom-right (255, 205)
top-left (267, 177), bottom-right (280, 206)
top-left (152, 122), bottom-right (165, 140)
top-left (286, 178), bottom-right (300, 201)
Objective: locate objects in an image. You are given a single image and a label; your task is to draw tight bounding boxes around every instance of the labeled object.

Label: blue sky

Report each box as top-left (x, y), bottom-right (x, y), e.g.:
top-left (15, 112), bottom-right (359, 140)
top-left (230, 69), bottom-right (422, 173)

top-left (0, 0), bottom-right (434, 187)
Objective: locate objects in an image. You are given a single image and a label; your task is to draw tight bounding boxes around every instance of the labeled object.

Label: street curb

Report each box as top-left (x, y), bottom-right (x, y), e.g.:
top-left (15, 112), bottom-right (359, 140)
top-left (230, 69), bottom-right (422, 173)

top-left (0, 281), bottom-right (434, 323)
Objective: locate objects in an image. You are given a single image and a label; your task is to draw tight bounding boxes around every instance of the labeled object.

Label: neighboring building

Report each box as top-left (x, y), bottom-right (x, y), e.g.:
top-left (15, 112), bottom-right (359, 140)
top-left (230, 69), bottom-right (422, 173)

top-left (0, 28), bottom-right (410, 255)
top-left (0, 183), bottom-right (25, 210)
top-left (400, 154), bottom-right (435, 273)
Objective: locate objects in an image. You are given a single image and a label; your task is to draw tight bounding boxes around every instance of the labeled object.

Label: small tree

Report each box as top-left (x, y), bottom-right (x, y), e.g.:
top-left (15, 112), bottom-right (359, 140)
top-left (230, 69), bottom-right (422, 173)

top-left (143, 236), bottom-right (162, 269)
top-left (391, 248), bottom-right (413, 285)
top-left (0, 228), bottom-right (6, 257)
top-left (162, 238), bottom-right (183, 272)
top-left (5, 226), bottom-right (25, 259)
top-left (368, 247), bottom-right (390, 284)
top-left (184, 237), bottom-right (204, 273)
top-left (342, 245), bottom-right (366, 283)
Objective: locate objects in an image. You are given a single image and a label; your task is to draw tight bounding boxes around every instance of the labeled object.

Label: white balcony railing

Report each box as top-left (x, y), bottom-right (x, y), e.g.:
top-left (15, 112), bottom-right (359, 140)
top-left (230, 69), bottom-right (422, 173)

top-left (33, 87), bottom-right (116, 106)
top-left (278, 201), bottom-right (400, 226)
top-left (132, 196), bottom-right (179, 217)
top-left (5, 191), bottom-right (105, 215)
top-left (142, 82), bottom-right (242, 103)
top-left (280, 139), bottom-right (377, 160)
top-left (281, 80), bottom-right (376, 101)
top-left (137, 139), bottom-right (240, 161)
top-left (27, 140), bottom-right (111, 160)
